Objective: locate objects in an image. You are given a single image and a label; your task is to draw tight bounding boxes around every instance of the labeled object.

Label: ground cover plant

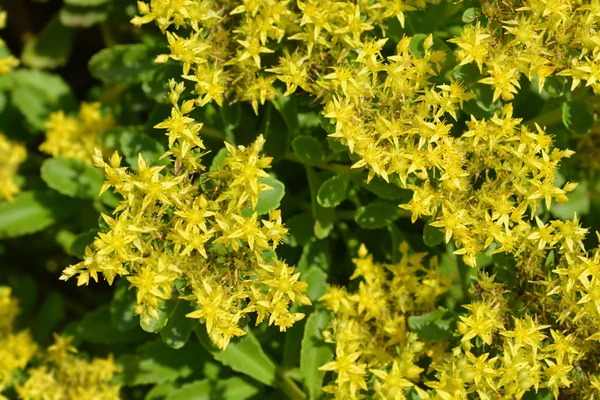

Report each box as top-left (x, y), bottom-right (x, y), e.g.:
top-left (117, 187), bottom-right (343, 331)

top-left (1, 0), bottom-right (600, 399)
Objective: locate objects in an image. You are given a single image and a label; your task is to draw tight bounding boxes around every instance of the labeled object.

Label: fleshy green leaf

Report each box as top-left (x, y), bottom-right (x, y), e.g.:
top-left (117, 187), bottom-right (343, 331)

top-left (118, 127), bottom-right (167, 169)
top-left (165, 377), bottom-right (262, 400)
top-left (160, 301), bottom-right (196, 349)
top-left (11, 69), bottom-right (76, 131)
top-left (60, 4), bottom-right (109, 27)
top-left (140, 297), bottom-right (179, 333)
top-left (355, 201), bottom-right (400, 229)
top-left (550, 180), bottom-right (590, 220)
top-left (462, 7), bottom-right (481, 23)
top-left (41, 157), bottom-right (118, 206)
top-left (285, 213), bottom-right (315, 247)
top-left (0, 191), bottom-right (79, 239)
top-left (110, 278), bottom-right (139, 332)
top-left (307, 168), bottom-right (336, 239)
top-left (300, 309), bottom-right (333, 400)
top-left (302, 267), bottom-right (328, 302)
top-left (34, 291), bottom-right (65, 343)
top-left (562, 100), bottom-right (593, 136)
top-left (317, 174), bottom-right (348, 208)
top-left (408, 307), bottom-right (456, 341)
top-left (423, 224), bottom-right (445, 247)
top-left (78, 306), bottom-right (147, 344)
top-left (69, 229), bottom-right (97, 258)
top-left (21, 14), bottom-right (74, 69)
top-left (89, 44), bottom-right (161, 84)
top-left (255, 176), bottom-right (285, 215)
top-left (292, 136), bottom-right (325, 167)
top-left (118, 340), bottom-right (213, 386)
top-left (195, 326), bottom-right (277, 386)
top-left (361, 176), bottom-right (411, 201)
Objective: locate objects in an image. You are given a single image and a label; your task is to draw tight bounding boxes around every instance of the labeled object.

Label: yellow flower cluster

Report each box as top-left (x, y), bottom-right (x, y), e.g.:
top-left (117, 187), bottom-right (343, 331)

top-left (16, 335), bottom-right (120, 400)
top-left (319, 243), bottom-right (450, 399)
top-left (0, 10), bottom-right (19, 75)
top-left (0, 287), bottom-right (120, 400)
top-left (131, 0), bottom-right (439, 113)
top-left (0, 287), bottom-right (37, 396)
top-left (0, 133), bottom-right (26, 202)
top-left (39, 102), bottom-right (114, 164)
top-left (61, 82), bottom-right (310, 349)
top-left (425, 273), bottom-right (600, 399)
top-left (452, 0), bottom-right (600, 98)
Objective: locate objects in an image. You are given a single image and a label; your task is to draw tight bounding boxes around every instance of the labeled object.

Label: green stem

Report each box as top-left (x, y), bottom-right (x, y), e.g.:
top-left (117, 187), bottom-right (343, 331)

top-left (278, 371), bottom-right (306, 400)
top-left (524, 107), bottom-right (562, 129)
top-left (100, 21), bottom-right (118, 48)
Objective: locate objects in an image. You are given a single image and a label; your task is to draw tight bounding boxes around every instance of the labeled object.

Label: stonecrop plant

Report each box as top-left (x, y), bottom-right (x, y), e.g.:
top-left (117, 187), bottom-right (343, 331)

top-left (2, 0), bottom-right (600, 399)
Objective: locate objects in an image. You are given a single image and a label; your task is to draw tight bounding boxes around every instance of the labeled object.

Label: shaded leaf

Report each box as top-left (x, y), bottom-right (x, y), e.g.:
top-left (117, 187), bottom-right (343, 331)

top-left (161, 301), bottom-right (196, 349)
top-left (110, 278), bottom-right (139, 332)
top-left (300, 309), bottom-right (333, 400)
top-left (317, 174), bottom-right (348, 208)
top-left (562, 100), bottom-right (593, 136)
top-left (293, 136), bottom-right (325, 167)
top-left (355, 201), bottom-right (400, 229)
top-left (195, 326), bottom-right (277, 386)
top-left (21, 14), bottom-right (74, 69)
top-left (165, 377), bottom-right (261, 400)
top-left (11, 69), bottom-right (75, 131)
top-left (89, 44), bottom-right (161, 84)
top-left (408, 307), bottom-right (456, 341)
top-left (0, 191), bottom-right (79, 239)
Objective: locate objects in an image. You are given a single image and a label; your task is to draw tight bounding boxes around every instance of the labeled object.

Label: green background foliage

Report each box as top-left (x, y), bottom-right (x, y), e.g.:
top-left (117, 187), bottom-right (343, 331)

top-left (0, 0), bottom-right (598, 399)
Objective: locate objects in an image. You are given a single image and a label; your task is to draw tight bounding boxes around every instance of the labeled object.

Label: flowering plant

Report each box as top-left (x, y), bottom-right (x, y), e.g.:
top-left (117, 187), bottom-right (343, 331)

top-left (1, 0), bottom-right (600, 399)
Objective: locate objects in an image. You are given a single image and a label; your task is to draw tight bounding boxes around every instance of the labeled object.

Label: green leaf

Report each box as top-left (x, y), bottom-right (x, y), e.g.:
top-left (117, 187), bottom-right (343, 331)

top-left (261, 102), bottom-right (291, 162)
top-left (285, 213), bottom-right (315, 247)
top-left (302, 267), bottom-right (327, 302)
top-left (0, 191), bottom-right (78, 239)
top-left (462, 7), bottom-right (481, 23)
top-left (195, 326), bottom-right (277, 386)
top-left (34, 291), bottom-right (65, 343)
top-left (550, 180), bottom-right (590, 220)
top-left (306, 168), bottom-right (336, 239)
top-left (64, 0), bottom-right (110, 5)
top-left (69, 229), bottom-right (97, 258)
top-left (78, 306), bottom-right (147, 344)
top-left (541, 76), bottom-right (566, 98)
top-left (41, 157), bottom-right (118, 206)
top-left (255, 176), bottom-right (285, 215)
top-left (11, 69), bottom-right (76, 131)
top-left (160, 301), bottom-right (196, 349)
top-left (21, 14), bottom-right (74, 69)
top-left (110, 278), bottom-right (139, 332)
top-left (300, 309), bottom-right (333, 400)
top-left (119, 340), bottom-right (212, 386)
top-left (317, 174), bottom-right (348, 208)
top-left (140, 297), bottom-right (179, 333)
top-left (292, 136), bottom-right (325, 167)
top-left (60, 4), bottom-right (109, 27)
top-left (118, 127), bottom-right (167, 169)
top-left (272, 94), bottom-right (299, 135)
top-left (562, 100), bottom-right (593, 135)
top-left (355, 201), bottom-right (400, 229)
top-left (408, 307), bottom-right (456, 341)
top-left (209, 148), bottom-right (229, 172)
top-left (423, 224), bottom-right (445, 247)
top-left (361, 176), bottom-right (411, 201)
top-left (297, 239), bottom-right (331, 275)
top-left (165, 377), bottom-right (262, 400)
top-left (89, 44), bottom-right (161, 84)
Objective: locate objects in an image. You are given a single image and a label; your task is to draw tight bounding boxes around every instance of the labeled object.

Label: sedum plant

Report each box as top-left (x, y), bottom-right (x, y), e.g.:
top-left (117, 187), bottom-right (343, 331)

top-left (2, 0), bottom-right (600, 399)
